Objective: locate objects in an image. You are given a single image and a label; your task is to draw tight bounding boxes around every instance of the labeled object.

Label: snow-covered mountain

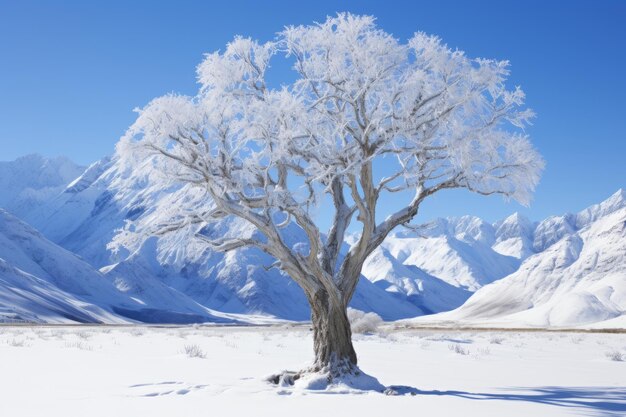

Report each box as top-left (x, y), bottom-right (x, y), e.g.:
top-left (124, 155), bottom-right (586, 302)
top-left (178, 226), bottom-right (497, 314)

top-left (20, 157), bottom-right (124, 268)
top-left (0, 209), bottom-right (234, 324)
top-left (0, 154), bottom-right (85, 217)
top-left (492, 212), bottom-right (536, 259)
top-left (360, 214), bottom-right (529, 313)
top-left (0, 258), bottom-right (115, 324)
top-left (409, 190), bottom-right (626, 328)
top-left (379, 232), bottom-right (520, 292)
top-left (0, 208), bottom-right (126, 323)
top-left (1, 154), bottom-right (624, 326)
top-left (362, 246), bottom-right (472, 314)
top-left (7, 155), bottom-right (422, 321)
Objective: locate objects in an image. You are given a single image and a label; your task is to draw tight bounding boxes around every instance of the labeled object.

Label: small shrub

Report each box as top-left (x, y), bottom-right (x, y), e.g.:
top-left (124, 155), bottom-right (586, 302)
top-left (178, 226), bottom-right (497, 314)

top-left (7, 338), bottom-right (28, 347)
top-left (476, 347), bottom-right (491, 356)
top-left (347, 308), bottom-right (383, 334)
top-left (76, 331), bottom-right (91, 340)
top-left (385, 333), bottom-right (399, 342)
top-left (448, 343), bottom-right (469, 355)
top-left (50, 330), bottom-right (65, 339)
top-left (130, 328), bottom-right (144, 337)
top-left (489, 337), bottom-right (505, 345)
top-left (33, 329), bottom-right (47, 338)
top-left (605, 350), bottom-right (624, 362)
top-left (184, 344), bottom-right (206, 359)
top-left (64, 341), bottom-right (93, 351)
top-left (224, 340), bottom-right (239, 349)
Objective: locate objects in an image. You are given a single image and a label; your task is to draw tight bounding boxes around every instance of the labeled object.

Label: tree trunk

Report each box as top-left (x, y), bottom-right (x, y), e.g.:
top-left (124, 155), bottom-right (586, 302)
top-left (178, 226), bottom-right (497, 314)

top-left (309, 289), bottom-right (357, 376)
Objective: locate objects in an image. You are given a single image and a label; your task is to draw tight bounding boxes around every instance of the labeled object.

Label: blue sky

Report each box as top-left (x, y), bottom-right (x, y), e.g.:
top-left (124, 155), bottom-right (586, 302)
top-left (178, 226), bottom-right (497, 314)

top-left (1, 0), bottom-right (624, 225)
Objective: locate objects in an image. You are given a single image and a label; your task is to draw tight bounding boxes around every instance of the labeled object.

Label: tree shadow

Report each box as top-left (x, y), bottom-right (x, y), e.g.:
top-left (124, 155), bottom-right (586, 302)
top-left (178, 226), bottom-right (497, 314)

top-left (385, 385), bottom-right (626, 416)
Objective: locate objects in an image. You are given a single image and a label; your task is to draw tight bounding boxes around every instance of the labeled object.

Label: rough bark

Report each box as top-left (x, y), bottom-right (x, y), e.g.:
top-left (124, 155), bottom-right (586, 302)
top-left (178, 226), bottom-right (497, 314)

top-left (309, 289), bottom-right (357, 375)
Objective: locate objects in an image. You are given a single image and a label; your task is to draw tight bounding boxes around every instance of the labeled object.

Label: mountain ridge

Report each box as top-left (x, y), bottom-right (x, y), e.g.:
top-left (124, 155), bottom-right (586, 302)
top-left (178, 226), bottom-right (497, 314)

top-left (1, 154), bottom-right (624, 326)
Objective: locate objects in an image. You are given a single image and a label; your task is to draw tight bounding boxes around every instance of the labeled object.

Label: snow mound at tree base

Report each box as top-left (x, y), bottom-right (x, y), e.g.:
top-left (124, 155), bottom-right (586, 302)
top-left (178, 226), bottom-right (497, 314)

top-left (268, 365), bottom-right (386, 393)
top-left (268, 366), bottom-right (426, 395)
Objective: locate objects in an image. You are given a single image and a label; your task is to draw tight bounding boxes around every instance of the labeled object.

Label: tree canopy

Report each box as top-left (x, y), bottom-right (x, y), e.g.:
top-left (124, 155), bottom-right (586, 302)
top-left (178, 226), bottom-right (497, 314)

top-left (111, 13), bottom-right (543, 377)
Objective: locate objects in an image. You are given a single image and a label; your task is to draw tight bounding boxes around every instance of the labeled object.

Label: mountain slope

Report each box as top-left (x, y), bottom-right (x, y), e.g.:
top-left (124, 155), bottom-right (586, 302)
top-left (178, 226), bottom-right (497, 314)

top-left (0, 154), bottom-right (85, 217)
top-left (20, 157), bottom-right (122, 268)
top-left (362, 246), bottom-right (472, 314)
top-left (492, 212), bottom-right (536, 259)
top-left (0, 258), bottom-right (116, 324)
top-left (0, 154), bottom-right (527, 321)
top-left (14, 156), bottom-right (423, 321)
top-left (379, 234), bottom-right (520, 292)
top-left (410, 201), bottom-right (626, 327)
top-left (3, 153), bottom-right (624, 326)
top-left (0, 209), bottom-right (127, 323)
top-left (103, 213), bottom-right (423, 321)
top-left (0, 209), bottom-right (232, 324)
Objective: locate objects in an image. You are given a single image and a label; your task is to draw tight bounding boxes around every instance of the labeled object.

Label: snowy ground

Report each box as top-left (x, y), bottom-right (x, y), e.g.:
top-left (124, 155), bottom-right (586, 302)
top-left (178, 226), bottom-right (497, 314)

top-left (1, 325), bottom-right (624, 417)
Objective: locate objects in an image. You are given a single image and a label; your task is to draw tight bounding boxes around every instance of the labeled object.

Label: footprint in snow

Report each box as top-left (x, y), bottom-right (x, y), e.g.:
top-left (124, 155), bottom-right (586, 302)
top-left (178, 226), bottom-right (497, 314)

top-left (128, 381), bottom-right (209, 397)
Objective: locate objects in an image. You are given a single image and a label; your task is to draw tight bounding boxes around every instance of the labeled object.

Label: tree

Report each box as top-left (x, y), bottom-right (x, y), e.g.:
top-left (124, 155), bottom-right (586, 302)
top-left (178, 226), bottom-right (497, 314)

top-left (112, 13), bottom-right (543, 383)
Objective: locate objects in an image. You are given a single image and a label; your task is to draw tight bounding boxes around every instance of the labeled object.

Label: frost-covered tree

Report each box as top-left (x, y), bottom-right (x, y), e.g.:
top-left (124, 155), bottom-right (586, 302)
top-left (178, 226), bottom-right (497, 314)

top-left (112, 14), bottom-right (543, 383)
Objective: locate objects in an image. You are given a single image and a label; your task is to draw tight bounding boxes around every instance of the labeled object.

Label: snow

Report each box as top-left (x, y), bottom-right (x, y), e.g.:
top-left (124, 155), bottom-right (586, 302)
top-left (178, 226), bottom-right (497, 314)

top-left (361, 246), bottom-right (472, 314)
top-left (103, 13), bottom-right (543, 331)
top-left (0, 259), bottom-right (120, 324)
top-left (0, 209), bottom-right (239, 325)
top-left (532, 189), bottom-right (626, 252)
top-left (347, 308), bottom-right (383, 334)
top-left (1, 150), bottom-right (624, 328)
top-left (410, 205), bottom-right (626, 328)
top-left (492, 212), bottom-right (536, 259)
top-left (379, 234), bottom-right (519, 291)
top-left (0, 325), bottom-right (624, 416)
top-left (0, 154), bottom-right (85, 217)
top-left (6, 156), bottom-right (424, 321)
top-left (0, 209), bottom-right (131, 323)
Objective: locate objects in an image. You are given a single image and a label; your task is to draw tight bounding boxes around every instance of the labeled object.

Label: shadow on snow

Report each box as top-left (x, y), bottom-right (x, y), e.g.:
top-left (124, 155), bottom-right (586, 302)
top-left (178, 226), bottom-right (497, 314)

top-left (386, 385), bottom-right (626, 416)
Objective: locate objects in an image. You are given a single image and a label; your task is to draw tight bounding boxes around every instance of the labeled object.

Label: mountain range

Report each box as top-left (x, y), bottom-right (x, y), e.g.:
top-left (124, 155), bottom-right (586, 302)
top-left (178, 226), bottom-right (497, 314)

top-left (0, 154), bottom-right (624, 327)
top-left (410, 190), bottom-right (626, 328)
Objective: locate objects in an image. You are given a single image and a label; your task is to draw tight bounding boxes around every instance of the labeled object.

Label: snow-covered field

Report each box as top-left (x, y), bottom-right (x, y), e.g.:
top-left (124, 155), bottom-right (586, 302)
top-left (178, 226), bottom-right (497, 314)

top-left (1, 325), bottom-right (624, 417)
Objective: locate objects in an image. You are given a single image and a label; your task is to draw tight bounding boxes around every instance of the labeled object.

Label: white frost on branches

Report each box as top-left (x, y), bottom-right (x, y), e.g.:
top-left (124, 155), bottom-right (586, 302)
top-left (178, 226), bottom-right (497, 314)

top-left (110, 13), bottom-right (543, 309)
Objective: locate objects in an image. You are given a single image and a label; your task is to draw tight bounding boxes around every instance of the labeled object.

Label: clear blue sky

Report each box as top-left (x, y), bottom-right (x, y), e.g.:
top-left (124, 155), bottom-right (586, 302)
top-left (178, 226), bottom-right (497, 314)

top-left (1, 0), bottom-right (624, 225)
